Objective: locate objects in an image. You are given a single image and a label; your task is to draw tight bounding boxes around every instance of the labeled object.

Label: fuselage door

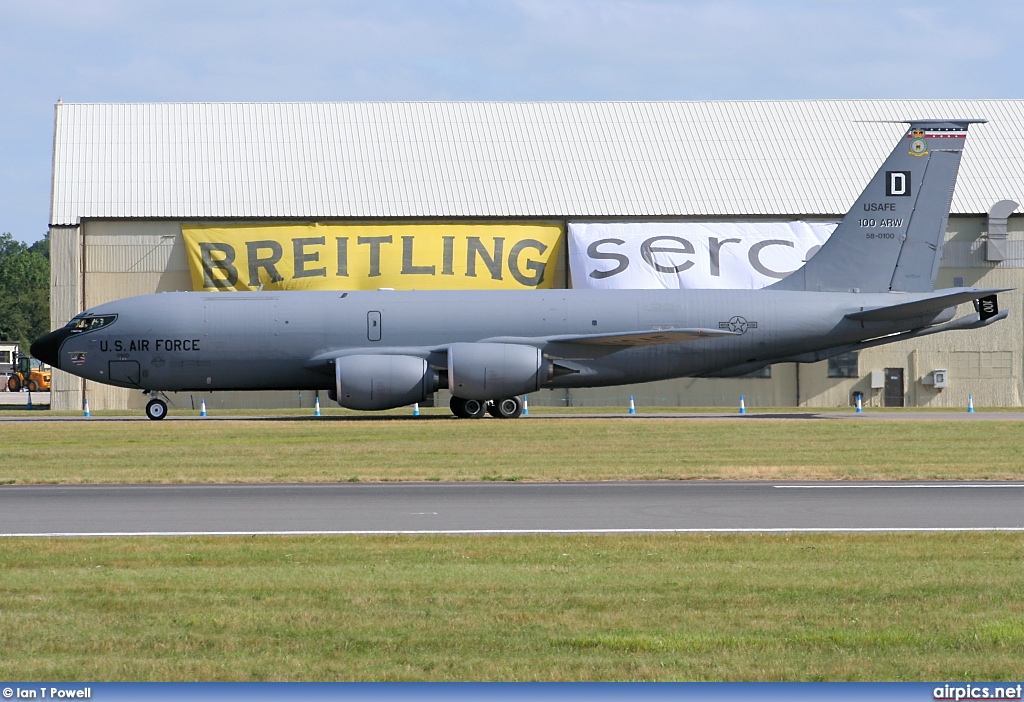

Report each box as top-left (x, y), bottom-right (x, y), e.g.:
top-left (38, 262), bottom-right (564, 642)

top-left (109, 360), bottom-right (141, 386)
top-left (367, 311), bottom-right (382, 342)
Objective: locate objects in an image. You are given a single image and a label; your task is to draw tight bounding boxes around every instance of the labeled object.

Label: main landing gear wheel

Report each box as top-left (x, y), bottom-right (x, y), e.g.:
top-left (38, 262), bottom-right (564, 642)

top-left (145, 398), bottom-right (168, 421)
top-left (450, 396), bottom-right (486, 419)
top-left (487, 396), bottom-right (523, 419)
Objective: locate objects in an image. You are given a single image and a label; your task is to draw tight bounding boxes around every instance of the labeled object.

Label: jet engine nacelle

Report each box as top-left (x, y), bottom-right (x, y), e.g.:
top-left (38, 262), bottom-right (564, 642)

top-left (334, 354), bottom-right (438, 410)
top-left (447, 342), bottom-right (546, 400)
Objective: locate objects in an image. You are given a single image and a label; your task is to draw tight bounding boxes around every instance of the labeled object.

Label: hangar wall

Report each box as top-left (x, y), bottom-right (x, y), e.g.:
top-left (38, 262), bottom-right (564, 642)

top-left (798, 215), bottom-right (1024, 410)
top-left (49, 226), bottom-right (82, 412)
top-left (49, 214), bottom-right (1023, 412)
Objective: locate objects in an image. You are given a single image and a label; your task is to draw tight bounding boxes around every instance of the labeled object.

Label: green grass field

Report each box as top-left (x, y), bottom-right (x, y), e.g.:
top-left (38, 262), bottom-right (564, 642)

top-left (2, 533), bottom-right (1023, 681)
top-left (2, 413), bottom-right (1022, 680)
top-left (1, 414), bottom-right (1022, 484)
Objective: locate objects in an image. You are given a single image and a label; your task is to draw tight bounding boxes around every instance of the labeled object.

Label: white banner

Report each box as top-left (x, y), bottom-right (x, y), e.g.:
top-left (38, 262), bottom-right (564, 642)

top-left (568, 222), bottom-right (837, 289)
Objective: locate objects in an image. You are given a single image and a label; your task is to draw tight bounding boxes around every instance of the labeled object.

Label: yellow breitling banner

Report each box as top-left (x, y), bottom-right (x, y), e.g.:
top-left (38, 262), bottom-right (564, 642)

top-left (182, 223), bottom-right (564, 291)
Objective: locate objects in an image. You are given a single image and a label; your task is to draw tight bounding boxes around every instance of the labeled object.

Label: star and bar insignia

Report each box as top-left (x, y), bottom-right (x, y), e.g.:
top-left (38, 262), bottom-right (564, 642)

top-left (719, 316), bottom-right (758, 334)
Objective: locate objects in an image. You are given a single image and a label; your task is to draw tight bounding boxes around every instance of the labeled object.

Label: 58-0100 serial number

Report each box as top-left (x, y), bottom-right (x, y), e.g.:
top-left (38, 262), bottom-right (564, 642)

top-left (865, 232), bottom-right (896, 240)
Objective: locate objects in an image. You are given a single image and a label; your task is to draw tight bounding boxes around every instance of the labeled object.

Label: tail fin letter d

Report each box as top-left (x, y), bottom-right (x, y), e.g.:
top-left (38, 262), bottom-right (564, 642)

top-left (887, 171), bottom-right (911, 197)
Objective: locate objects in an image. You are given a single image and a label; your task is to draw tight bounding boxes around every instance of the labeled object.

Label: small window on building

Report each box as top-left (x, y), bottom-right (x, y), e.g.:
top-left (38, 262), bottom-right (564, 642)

top-left (828, 352), bottom-right (859, 378)
top-left (742, 365), bottom-right (771, 379)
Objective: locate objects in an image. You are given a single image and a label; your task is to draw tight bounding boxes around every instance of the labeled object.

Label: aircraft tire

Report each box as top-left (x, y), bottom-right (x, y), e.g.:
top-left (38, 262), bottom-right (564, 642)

top-left (450, 396), bottom-right (486, 419)
top-left (145, 398), bottom-right (168, 421)
top-left (463, 399), bottom-right (486, 419)
top-left (489, 396), bottom-right (523, 419)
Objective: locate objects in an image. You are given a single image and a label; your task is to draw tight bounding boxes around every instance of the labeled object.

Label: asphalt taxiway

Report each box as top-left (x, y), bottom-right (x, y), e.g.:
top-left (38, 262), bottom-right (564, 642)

top-left (2, 481), bottom-right (1022, 536)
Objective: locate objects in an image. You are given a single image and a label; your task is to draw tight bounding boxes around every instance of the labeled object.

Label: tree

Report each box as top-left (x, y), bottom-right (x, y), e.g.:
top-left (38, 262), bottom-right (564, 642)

top-left (0, 232), bottom-right (51, 350)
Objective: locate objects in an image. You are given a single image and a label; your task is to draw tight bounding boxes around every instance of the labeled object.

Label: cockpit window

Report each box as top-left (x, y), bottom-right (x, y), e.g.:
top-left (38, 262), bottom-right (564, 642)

top-left (67, 314), bottom-right (117, 333)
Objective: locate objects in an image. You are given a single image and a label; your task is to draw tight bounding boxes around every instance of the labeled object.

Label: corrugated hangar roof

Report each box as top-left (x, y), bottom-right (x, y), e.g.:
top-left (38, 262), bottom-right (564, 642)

top-left (50, 100), bottom-right (1024, 226)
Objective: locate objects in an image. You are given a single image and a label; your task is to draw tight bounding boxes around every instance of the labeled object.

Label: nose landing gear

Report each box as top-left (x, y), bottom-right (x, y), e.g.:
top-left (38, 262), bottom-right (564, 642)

top-left (143, 391), bottom-right (169, 420)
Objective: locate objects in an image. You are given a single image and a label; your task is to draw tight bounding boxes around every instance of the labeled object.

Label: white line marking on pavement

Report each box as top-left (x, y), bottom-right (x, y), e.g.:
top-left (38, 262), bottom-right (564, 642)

top-left (4, 527), bottom-right (1024, 537)
top-left (775, 484), bottom-right (1024, 489)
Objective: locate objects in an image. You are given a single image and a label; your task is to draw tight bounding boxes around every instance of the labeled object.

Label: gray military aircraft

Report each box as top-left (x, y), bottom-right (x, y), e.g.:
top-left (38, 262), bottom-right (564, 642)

top-left (32, 119), bottom-right (1009, 420)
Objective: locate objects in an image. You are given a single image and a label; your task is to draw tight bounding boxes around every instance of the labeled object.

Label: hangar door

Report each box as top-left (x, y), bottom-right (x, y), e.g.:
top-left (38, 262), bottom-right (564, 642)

top-left (884, 367), bottom-right (905, 407)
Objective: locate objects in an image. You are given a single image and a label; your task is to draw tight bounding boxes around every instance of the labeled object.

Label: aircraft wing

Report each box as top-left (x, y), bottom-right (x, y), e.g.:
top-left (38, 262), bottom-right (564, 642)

top-left (304, 327), bottom-right (737, 371)
top-left (484, 328), bottom-right (737, 360)
top-left (542, 328), bottom-right (735, 346)
top-left (845, 288), bottom-right (1010, 322)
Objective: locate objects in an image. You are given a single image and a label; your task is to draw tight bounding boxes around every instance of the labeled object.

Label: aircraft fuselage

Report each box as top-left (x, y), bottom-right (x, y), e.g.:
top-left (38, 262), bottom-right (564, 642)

top-left (37, 287), bottom-right (948, 393)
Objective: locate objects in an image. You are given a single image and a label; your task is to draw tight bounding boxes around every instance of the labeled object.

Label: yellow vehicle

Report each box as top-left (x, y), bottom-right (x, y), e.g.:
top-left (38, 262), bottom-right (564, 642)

top-left (7, 353), bottom-right (51, 392)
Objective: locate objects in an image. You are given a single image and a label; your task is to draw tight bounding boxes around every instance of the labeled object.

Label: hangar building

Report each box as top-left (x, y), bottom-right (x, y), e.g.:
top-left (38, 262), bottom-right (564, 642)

top-left (48, 100), bottom-right (1024, 412)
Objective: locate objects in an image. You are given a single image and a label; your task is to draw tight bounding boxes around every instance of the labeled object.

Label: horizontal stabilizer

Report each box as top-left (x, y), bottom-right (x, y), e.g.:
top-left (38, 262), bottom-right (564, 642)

top-left (938, 308), bottom-right (1009, 331)
top-left (845, 288), bottom-right (1009, 322)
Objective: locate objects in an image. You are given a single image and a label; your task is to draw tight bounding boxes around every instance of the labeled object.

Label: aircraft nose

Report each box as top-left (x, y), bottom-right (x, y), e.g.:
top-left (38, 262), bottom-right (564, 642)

top-left (30, 328), bottom-right (70, 369)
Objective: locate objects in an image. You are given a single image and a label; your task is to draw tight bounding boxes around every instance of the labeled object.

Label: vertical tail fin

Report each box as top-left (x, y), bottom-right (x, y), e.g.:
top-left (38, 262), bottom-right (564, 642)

top-left (770, 119), bottom-right (984, 293)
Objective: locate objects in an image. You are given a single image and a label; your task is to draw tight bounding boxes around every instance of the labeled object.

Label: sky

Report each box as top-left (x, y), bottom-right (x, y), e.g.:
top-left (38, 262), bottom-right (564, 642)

top-left (2, 0), bottom-right (1023, 244)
